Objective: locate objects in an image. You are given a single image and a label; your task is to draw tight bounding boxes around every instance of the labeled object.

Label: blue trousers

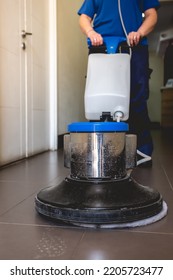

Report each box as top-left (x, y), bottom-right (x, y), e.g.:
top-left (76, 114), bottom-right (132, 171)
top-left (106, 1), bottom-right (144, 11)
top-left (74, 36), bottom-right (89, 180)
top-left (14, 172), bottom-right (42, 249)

top-left (129, 45), bottom-right (153, 156)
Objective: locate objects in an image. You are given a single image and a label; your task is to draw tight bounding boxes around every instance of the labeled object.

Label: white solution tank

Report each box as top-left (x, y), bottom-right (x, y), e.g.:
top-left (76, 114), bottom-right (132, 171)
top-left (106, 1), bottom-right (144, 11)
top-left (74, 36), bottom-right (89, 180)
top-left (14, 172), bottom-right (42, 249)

top-left (84, 53), bottom-right (130, 121)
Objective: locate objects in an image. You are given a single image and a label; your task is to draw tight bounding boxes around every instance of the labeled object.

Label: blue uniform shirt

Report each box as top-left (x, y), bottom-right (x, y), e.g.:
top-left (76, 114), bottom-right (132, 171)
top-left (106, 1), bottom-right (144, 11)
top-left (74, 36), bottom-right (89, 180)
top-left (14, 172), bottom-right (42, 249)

top-left (78, 0), bottom-right (160, 44)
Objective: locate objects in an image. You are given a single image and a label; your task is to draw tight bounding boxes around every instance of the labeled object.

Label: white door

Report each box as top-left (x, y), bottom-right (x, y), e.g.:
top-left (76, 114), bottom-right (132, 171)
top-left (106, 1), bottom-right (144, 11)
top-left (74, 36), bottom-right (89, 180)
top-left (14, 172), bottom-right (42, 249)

top-left (24, 0), bottom-right (51, 156)
top-left (0, 0), bottom-right (53, 165)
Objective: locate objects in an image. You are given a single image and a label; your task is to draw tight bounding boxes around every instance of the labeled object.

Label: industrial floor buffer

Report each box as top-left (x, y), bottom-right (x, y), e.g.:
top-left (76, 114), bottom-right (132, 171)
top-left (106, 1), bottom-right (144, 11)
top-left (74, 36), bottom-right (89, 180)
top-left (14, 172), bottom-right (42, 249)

top-left (35, 36), bottom-right (167, 228)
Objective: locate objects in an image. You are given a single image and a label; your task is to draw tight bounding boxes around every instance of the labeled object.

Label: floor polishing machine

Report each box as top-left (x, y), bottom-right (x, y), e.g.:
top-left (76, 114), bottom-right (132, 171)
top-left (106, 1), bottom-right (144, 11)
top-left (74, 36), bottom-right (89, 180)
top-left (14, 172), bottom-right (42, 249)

top-left (35, 35), bottom-right (167, 228)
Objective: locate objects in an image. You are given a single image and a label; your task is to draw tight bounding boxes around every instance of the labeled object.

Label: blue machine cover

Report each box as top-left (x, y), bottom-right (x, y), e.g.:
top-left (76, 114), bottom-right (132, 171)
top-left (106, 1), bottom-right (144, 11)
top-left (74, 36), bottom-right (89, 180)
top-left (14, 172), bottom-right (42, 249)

top-left (68, 122), bottom-right (128, 132)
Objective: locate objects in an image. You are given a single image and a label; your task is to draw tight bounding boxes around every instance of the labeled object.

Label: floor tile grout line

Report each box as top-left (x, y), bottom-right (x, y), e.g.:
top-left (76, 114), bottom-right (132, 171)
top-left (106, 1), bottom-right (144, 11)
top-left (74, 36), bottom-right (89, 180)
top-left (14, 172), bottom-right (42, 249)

top-left (126, 229), bottom-right (173, 236)
top-left (0, 221), bottom-right (79, 229)
top-left (0, 175), bottom-right (67, 218)
top-left (70, 232), bottom-right (86, 259)
top-left (161, 164), bottom-right (173, 192)
top-left (0, 174), bottom-right (66, 185)
top-left (0, 190), bottom-right (39, 218)
top-left (0, 221), bottom-right (173, 237)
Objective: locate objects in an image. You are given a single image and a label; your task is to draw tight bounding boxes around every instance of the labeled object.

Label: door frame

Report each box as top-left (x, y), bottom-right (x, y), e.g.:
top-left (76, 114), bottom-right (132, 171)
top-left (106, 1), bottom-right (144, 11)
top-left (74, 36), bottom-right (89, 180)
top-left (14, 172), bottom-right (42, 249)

top-left (49, 0), bottom-right (58, 150)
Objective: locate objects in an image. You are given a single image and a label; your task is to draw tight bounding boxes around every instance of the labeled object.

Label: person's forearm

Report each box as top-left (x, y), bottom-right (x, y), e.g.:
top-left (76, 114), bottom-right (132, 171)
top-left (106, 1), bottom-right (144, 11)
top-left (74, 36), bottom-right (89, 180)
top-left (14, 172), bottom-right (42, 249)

top-left (79, 14), bottom-right (103, 46)
top-left (128, 8), bottom-right (158, 46)
top-left (137, 8), bottom-right (158, 37)
top-left (79, 14), bottom-right (93, 36)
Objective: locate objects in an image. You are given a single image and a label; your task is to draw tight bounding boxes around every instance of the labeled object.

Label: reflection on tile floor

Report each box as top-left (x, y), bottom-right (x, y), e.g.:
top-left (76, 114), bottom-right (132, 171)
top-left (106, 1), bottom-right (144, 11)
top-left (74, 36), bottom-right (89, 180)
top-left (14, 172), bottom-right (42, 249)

top-left (0, 129), bottom-right (173, 260)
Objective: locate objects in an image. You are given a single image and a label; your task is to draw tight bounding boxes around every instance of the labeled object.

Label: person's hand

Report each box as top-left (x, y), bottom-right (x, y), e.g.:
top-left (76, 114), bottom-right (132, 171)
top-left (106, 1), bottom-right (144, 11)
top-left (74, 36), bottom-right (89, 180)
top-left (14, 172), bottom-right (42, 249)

top-left (128, 31), bottom-right (142, 46)
top-left (87, 30), bottom-right (103, 46)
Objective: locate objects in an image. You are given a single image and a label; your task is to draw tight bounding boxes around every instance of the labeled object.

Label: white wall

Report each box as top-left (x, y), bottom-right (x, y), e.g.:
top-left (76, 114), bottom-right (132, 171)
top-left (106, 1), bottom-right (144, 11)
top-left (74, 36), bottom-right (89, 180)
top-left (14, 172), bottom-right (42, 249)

top-left (57, 0), bottom-right (87, 135)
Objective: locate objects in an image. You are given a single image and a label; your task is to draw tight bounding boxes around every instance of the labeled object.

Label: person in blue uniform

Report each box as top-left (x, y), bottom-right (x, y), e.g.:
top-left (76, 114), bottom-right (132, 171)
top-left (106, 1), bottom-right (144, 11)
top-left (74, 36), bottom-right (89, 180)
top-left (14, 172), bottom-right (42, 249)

top-left (78, 0), bottom-right (160, 167)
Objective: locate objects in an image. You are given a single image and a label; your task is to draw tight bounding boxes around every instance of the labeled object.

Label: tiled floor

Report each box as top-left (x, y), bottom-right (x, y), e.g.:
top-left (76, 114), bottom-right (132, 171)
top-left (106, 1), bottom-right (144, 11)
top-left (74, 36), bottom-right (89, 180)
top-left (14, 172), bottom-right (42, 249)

top-left (0, 129), bottom-right (173, 260)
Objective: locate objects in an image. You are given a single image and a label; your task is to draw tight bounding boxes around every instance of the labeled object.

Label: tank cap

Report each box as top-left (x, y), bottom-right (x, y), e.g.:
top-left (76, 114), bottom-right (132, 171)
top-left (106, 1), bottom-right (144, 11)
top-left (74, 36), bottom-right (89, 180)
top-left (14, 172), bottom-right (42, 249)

top-left (68, 122), bottom-right (128, 132)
